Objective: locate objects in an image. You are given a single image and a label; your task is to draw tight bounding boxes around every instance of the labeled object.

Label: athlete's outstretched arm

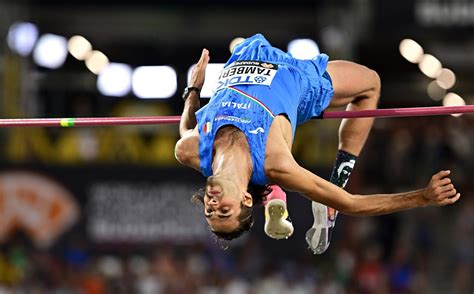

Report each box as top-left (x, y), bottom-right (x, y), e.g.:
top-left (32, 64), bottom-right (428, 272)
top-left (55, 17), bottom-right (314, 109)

top-left (266, 156), bottom-right (460, 216)
top-left (179, 49), bottom-right (210, 137)
top-left (175, 49), bottom-right (209, 171)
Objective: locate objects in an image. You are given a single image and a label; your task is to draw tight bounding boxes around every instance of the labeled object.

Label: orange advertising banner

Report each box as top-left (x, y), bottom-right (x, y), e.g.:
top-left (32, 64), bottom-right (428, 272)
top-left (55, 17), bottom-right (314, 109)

top-left (0, 172), bottom-right (79, 248)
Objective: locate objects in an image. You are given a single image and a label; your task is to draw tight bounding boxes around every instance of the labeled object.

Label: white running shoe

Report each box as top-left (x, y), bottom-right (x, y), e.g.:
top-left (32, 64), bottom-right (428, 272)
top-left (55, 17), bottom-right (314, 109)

top-left (264, 199), bottom-right (294, 240)
top-left (305, 202), bottom-right (338, 254)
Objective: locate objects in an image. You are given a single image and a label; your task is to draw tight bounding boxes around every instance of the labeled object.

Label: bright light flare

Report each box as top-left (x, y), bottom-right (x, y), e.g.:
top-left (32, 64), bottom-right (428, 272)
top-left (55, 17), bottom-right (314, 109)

top-left (7, 22), bottom-right (39, 56)
top-left (229, 37), bottom-right (245, 53)
top-left (33, 34), bottom-right (68, 69)
top-left (68, 35), bottom-right (92, 60)
top-left (436, 68), bottom-right (456, 89)
top-left (287, 39), bottom-right (320, 60)
top-left (427, 81), bottom-right (446, 101)
top-left (399, 39), bottom-right (424, 63)
top-left (85, 50), bottom-right (109, 75)
top-left (443, 93), bottom-right (466, 117)
top-left (418, 54), bottom-right (442, 78)
top-left (97, 63), bottom-right (132, 97)
top-left (132, 66), bottom-right (177, 99)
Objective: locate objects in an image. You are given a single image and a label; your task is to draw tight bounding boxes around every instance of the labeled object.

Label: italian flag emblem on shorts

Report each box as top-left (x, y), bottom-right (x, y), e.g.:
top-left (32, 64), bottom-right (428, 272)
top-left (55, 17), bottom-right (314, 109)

top-left (204, 122), bottom-right (212, 134)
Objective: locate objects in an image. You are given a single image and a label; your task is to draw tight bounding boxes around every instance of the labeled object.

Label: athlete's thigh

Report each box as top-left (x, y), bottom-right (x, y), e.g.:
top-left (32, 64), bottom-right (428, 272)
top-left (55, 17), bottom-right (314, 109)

top-left (326, 60), bottom-right (379, 108)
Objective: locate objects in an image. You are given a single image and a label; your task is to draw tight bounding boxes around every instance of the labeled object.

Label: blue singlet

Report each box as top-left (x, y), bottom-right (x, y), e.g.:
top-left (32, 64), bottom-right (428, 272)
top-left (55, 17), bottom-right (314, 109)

top-left (195, 34), bottom-right (334, 185)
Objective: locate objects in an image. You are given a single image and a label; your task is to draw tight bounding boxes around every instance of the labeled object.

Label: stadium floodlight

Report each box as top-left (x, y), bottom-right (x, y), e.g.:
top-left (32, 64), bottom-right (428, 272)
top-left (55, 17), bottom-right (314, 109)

top-left (97, 63), bottom-right (133, 97)
top-left (287, 39), bottom-right (320, 60)
top-left (33, 34), bottom-right (68, 69)
top-left (7, 22), bottom-right (39, 56)
top-left (132, 66), bottom-right (177, 99)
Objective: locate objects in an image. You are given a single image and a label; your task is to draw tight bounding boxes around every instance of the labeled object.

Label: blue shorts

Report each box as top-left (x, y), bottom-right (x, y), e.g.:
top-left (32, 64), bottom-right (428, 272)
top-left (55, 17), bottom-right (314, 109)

top-left (295, 62), bottom-right (334, 125)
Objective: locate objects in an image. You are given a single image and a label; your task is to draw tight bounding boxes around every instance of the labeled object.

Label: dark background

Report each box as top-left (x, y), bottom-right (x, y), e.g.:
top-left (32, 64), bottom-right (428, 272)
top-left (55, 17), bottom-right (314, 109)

top-left (0, 0), bottom-right (473, 293)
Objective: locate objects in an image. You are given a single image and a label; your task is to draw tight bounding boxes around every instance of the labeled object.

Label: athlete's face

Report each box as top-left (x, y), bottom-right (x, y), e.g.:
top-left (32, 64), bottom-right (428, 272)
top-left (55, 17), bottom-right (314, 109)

top-left (204, 176), bottom-right (252, 233)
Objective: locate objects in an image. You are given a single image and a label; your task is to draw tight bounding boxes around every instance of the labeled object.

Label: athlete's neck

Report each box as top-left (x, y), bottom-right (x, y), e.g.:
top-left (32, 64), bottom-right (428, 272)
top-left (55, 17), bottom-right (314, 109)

top-left (212, 127), bottom-right (252, 189)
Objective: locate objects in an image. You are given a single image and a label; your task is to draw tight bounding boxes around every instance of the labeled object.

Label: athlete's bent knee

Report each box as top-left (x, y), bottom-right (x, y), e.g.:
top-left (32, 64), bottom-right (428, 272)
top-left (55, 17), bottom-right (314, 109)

top-left (362, 69), bottom-right (381, 108)
top-left (369, 69), bottom-right (381, 99)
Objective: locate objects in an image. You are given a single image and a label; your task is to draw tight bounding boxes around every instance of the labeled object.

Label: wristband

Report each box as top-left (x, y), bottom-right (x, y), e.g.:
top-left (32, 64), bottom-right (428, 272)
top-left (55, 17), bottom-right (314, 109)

top-left (182, 87), bottom-right (201, 101)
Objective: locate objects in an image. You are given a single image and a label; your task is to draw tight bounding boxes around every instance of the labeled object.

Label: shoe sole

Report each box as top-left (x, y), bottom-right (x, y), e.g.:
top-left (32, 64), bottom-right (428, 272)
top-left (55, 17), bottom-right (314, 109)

top-left (305, 201), bottom-right (331, 254)
top-left (264, 199), bottom-right (294, 240)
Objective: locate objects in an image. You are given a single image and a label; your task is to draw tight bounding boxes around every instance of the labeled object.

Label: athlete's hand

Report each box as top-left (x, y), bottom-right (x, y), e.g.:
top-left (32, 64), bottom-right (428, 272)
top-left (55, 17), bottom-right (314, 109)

top-left (189, 48), bottom-right (210, 90)
top-left (423, 170), bottom-right (460, 206)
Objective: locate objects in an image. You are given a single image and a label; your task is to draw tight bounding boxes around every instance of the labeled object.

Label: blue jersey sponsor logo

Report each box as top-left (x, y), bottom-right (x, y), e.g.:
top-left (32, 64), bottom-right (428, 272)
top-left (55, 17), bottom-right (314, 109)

top-left (214, 60), bottom-right (278, 91)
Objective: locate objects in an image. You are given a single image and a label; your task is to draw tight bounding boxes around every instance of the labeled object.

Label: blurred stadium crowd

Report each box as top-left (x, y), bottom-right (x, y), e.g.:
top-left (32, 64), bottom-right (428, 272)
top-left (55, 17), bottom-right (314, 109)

top-left (1, 0), bottom-right (474, 293)
top-left (0, 117), bottom-right (472, 294)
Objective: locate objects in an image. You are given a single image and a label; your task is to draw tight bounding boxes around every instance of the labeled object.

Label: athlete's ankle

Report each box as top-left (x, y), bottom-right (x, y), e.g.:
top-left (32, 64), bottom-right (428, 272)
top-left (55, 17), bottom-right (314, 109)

top-left (330, 150), bottom-right (358, 188)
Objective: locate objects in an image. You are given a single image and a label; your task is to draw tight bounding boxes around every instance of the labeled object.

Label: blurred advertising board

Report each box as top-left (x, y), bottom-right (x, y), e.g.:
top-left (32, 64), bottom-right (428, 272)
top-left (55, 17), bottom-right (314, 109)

top-left (0, 167), bottom-right (210, 246)
top-left (0, 172), bottom-right (79, 248)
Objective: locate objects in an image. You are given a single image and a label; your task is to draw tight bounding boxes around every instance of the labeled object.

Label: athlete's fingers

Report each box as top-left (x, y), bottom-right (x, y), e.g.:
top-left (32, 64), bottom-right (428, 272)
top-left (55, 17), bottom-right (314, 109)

top-left (434, 183), bottom-right (454, 195)
top-left (437, 188), bottom-right (457, 200)
top-left (432, 170), bottom-right (450, 181)
top-left (425, 172), bottom-right (457, 203)
top-left (433, 177), bottom-right (451, 188)
top-left (203, 49), bottom-right (210, 63)
top-left (197, 48), bottom-right (210, 66)
top-left (439, 193), bottom-right (461, 206)
top-left (190, 49), bottom-right (211, 89)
